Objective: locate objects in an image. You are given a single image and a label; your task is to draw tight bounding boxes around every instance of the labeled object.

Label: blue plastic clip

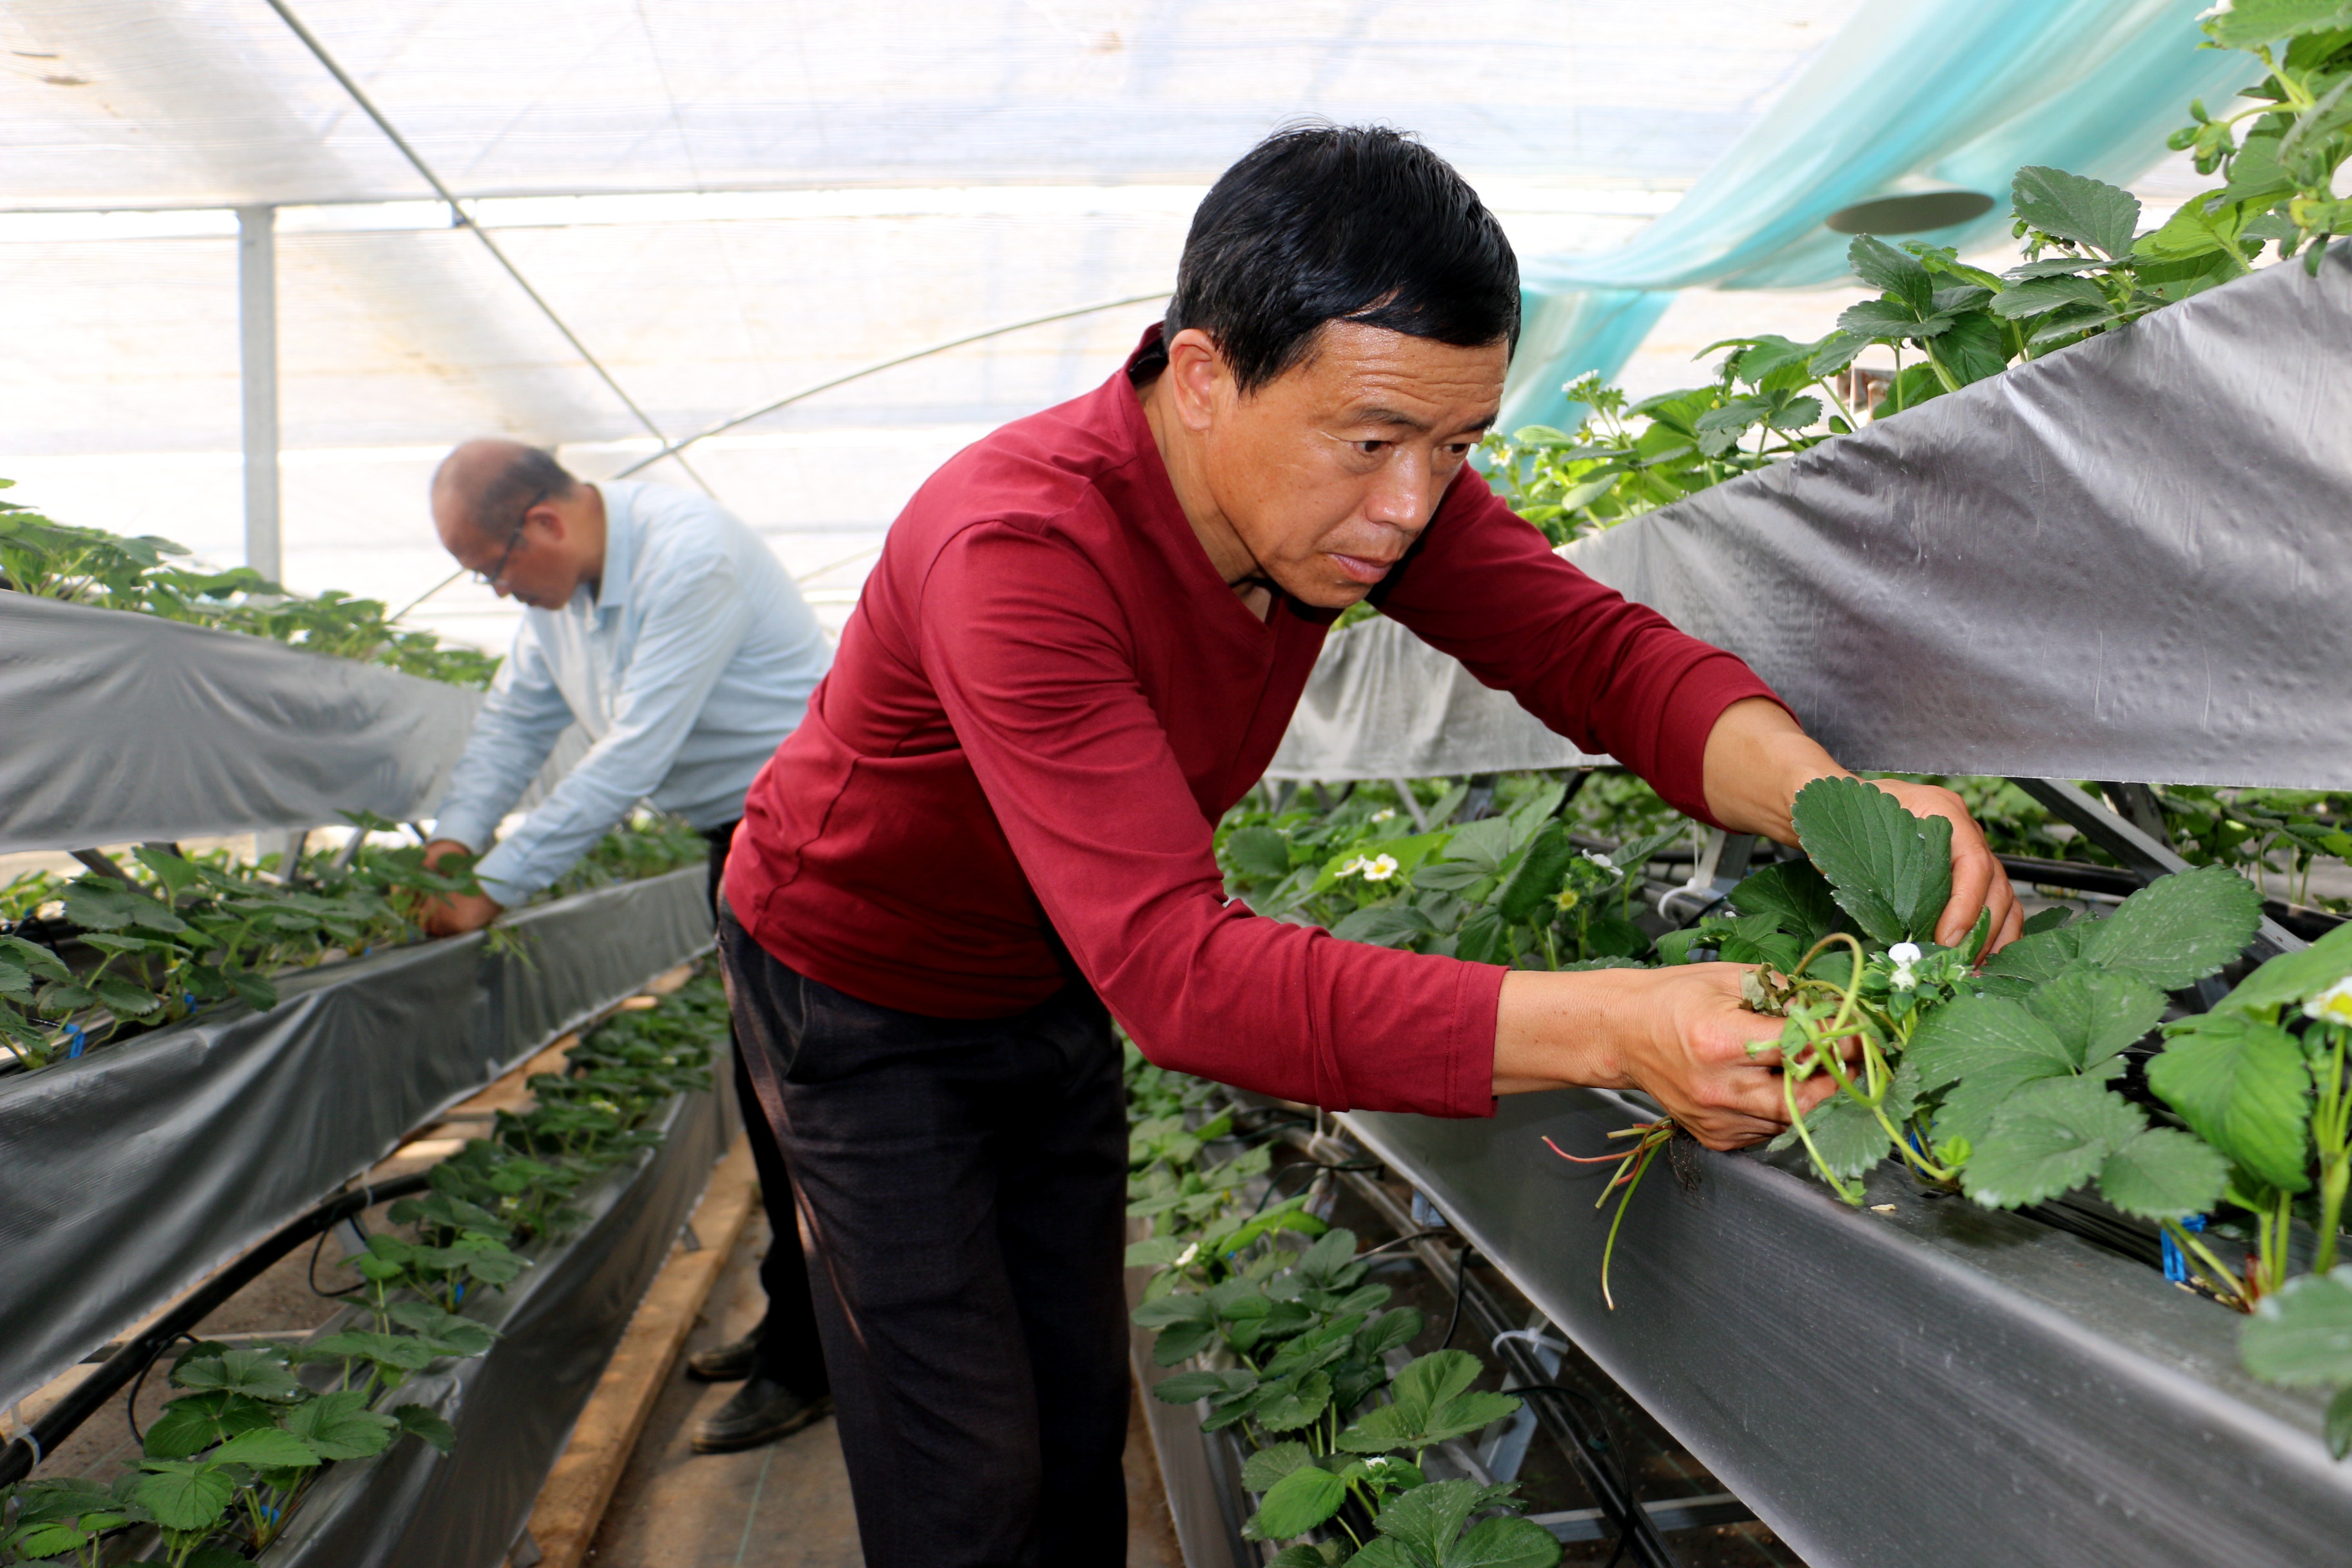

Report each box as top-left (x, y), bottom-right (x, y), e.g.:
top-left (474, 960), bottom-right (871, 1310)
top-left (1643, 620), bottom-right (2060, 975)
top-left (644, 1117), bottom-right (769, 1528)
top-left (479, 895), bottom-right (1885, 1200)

top-left (453, 1281), bottom-right (467, 1306)
top-left (2162, 1213), bottom-right (2208, 1284)
top-left (65, 1022), bottom-right (87, 1059)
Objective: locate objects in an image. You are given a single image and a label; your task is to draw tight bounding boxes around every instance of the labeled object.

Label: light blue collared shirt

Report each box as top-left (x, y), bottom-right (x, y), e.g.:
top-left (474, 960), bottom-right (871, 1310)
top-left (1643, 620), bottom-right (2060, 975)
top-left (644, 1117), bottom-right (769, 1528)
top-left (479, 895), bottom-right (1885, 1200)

top-left (431, 480), bottom-right (831, 906)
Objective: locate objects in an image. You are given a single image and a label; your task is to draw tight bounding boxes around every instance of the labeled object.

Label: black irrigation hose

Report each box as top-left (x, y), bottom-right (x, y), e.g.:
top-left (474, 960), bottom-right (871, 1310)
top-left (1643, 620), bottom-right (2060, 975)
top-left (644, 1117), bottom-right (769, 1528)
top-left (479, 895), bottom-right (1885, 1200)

top-left (1357, 1228), bottom-right (1451, 1259)
top-left (122, 1334), bottom-right (199, 1449)
top-left (1438, 1244), bottom-right (1475, 1350)
top-left (1251, 1159), bottom-right (1385, 1216)
top-left (1505, 1386), bottom-right (1636, 1498)
top-left (0, 1173), bottom-right (430, 1487)
top-left (307, 1220), bottom-right (369, 1299)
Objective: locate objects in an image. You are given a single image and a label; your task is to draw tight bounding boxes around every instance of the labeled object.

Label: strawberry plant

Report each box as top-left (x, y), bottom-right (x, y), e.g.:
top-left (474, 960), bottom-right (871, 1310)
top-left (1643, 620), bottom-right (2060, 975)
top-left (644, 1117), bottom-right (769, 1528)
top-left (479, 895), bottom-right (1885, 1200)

top-left (1217, 775), bottom-right (1682, 972)
top-left (1477, 8), bottom-right (2352, 545)
top-left (0, 812), bottom-right (707, 1073)
top-left (0, 482), bottom-right (498, 688)
top-left (0, 969), bottom-right (727, 1562)
top-left (1126, 1048), bottom-right (1561, 1566)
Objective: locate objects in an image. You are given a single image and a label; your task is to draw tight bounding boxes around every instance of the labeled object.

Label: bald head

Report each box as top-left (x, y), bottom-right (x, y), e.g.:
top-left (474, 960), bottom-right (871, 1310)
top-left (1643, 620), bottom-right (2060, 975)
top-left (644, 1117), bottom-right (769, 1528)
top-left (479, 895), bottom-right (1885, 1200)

top-left (430, 440), bottom-right (605, 609)
top-left (431, 440), bottom-right (578, 549)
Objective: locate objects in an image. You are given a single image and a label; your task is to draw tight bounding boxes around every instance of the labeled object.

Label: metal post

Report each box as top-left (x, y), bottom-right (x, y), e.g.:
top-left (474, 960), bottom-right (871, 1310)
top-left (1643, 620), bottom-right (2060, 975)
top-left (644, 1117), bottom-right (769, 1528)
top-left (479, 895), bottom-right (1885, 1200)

top-left (237, 205), bottom-right (280, 583)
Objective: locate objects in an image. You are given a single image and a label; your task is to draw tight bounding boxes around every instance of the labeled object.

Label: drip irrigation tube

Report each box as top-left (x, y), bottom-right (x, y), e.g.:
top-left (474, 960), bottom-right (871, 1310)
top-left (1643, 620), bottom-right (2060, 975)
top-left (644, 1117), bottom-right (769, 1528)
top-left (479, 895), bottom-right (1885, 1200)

top-left (0, 1173), bottom-right (430, 1487)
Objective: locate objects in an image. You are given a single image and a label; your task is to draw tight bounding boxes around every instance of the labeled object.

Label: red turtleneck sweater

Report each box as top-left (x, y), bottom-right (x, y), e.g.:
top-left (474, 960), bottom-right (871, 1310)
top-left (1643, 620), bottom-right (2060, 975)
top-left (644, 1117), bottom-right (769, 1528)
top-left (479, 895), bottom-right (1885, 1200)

top-left (726, 332), bottom-right (1779, 1119)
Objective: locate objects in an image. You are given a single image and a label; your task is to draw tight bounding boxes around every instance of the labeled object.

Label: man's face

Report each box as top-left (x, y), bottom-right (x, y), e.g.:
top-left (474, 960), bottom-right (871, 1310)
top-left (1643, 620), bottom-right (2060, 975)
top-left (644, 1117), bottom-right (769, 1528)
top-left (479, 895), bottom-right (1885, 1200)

top-left (433, 501), bottom-right (577, 611)
top-left (1198, 321), bottom-right (1507, 609)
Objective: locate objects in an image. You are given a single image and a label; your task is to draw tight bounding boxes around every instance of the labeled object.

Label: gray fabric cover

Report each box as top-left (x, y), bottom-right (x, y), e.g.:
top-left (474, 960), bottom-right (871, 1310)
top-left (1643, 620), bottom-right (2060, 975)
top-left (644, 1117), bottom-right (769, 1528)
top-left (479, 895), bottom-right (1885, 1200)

top-left (0, 596), bottom-right (479, 851)
top-left (0, 867), bottom-right (712, 1411)
top-left (1273, 248), bottom-right (2352, 789)
top-left (1265, 615), bottom-right (1607, 782)
top-left (1346, 1093), bottom-right (2352, 1568)
top-left (0, 594), bottom-right (591, 851)
top-left (261, 1081), bottom-right (728, 1568)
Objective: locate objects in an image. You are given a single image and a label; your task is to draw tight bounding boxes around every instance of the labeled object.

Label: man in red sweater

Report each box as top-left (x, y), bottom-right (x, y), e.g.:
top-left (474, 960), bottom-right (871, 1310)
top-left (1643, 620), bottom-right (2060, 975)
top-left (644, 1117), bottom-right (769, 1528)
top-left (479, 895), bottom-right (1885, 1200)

top-left (721, 127), bottom-right (2019, 1565)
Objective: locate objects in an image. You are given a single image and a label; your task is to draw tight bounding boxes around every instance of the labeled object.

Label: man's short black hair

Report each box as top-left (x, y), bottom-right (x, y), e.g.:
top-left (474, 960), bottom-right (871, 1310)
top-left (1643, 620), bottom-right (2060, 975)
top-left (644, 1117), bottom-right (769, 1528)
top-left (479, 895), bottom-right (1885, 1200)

top-left (1156, 124), bottom-right (1519, 395)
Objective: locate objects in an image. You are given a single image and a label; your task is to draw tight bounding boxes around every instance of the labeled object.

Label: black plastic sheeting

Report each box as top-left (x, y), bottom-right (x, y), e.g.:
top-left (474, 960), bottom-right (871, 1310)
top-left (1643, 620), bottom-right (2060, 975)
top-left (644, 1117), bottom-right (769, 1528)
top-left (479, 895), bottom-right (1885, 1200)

top-left (261, 1081), bottom-right (729, 1568)
top-left (1567, 246), bottom-right (2352, 790)
top-left (1346, 1093), bottom-right (2352, 1568)
top-left (0, 867), bottom-right (712, 1411)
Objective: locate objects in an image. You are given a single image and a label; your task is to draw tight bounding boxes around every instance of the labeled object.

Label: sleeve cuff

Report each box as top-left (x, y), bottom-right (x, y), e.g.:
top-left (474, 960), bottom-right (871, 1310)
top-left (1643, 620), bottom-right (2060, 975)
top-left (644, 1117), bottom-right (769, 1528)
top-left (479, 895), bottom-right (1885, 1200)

top-left (471, 843), bottom-right (544, 910)
top-left (428, 810), bottom-right (500, 855)
top-left (1444, 957), bottom-right (1505, 1119)
top-left (1645, 654), bottom-right (1788, 827)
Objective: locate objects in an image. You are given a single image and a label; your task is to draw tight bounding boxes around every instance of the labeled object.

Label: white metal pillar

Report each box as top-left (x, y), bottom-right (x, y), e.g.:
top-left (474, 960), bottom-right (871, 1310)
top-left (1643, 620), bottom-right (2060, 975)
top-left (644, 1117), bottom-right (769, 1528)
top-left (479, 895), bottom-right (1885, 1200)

top-left (237, 205), bottom-right (281, 583)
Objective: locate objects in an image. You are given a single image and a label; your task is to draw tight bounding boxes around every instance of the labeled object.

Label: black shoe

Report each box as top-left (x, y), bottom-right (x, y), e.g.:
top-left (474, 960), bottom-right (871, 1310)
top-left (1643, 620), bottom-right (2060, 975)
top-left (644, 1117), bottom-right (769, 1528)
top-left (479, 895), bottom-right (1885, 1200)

top-left (686, 1324), bottom-right (765, 1382)
top-left (691, 1377), bottom-right (833, 1453)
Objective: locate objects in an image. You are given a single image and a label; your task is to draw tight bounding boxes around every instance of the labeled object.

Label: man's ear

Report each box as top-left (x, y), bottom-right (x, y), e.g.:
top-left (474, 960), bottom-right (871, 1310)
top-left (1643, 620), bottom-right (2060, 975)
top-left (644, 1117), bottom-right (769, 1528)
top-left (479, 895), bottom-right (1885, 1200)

top-left (1162, 328), bottom-right (1230, 435)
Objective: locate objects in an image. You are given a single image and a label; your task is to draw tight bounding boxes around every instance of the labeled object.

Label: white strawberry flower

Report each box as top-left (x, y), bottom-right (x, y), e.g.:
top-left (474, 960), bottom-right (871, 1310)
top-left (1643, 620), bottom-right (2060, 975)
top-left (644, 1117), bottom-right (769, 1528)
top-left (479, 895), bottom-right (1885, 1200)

top-left (1360, 854), bottom-right (1400, 882)
top-left (1887, 941), bottom-right (1922, 989)
top-left (1370, 808), bottom-right (1396, 824)
top-left (1582, 850), bottom-right (1624, 879)
top-left (1337, 856), bottom-right (1368, 877)
top-left (1175, 1242), bottom-right (1199, 1268)
top-left (2305, 977), bottom-right (2352, 1027)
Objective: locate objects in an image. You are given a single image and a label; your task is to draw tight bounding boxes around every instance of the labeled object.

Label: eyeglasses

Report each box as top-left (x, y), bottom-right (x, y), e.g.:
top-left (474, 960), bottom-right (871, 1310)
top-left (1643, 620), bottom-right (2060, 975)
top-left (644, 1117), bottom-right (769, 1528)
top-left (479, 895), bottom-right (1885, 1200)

top-left (470, 488), bottom-right (549, 587)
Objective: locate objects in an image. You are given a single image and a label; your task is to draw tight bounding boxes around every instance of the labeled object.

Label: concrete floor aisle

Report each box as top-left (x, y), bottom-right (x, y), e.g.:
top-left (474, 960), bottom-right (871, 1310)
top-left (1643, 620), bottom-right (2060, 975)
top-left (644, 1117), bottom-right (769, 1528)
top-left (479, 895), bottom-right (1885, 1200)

top-left (585, 1206), bottom-right (1184, 1566)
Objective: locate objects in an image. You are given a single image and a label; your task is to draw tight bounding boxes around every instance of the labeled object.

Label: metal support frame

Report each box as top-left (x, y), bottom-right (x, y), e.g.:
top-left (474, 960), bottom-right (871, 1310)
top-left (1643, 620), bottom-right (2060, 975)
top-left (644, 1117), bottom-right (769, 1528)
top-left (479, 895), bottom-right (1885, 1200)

top-left (260, 0), bottom-right (715, 499)
top-left (2011, 777), bottom-right (2306, 957)
top-left (237, 205), bottom-right (280, 583)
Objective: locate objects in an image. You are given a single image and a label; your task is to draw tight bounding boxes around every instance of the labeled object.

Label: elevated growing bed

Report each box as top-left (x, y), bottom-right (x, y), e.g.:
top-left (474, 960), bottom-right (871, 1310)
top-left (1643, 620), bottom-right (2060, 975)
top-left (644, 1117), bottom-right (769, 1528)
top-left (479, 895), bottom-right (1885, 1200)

top-left (0, 865), bottom-right (714, 1413)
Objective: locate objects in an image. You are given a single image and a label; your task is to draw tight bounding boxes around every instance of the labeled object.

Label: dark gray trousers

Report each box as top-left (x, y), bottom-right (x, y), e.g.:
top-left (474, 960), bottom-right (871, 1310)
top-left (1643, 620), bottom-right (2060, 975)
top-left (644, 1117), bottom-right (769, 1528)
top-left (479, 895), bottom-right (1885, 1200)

top-left (717, 910), bottom-right (1130, 1568)
top-left (702, 827), bottom-right (828, 1397)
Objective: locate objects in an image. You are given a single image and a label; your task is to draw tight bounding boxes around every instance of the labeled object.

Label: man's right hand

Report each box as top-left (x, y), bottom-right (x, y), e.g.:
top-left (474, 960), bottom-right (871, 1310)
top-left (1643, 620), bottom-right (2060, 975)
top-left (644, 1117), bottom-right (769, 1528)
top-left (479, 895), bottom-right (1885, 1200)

top-left (1494, 964), bottom-right (1836, 1150)
top-left (413, 839), bottom-right (502, 936)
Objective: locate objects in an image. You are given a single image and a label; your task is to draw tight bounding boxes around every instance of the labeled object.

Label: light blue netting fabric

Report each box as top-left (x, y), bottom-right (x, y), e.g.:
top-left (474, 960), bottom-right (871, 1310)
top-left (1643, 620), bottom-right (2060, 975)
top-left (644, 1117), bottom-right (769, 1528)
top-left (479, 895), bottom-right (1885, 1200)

top-left (1501, 0), bottom-right (2262, 432)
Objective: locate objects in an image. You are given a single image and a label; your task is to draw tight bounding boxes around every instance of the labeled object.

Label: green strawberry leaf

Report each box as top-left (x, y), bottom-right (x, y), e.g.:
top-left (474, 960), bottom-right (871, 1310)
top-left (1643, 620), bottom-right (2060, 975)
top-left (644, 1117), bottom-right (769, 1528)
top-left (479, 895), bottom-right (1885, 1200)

top-left (2242, 1266), bottom-right (2352, 1387)
top-left (1449, 1514), bottom-right (1566, 1568)
top-left (2097, 1127), bottom-right (2230, 1221)
top-left (2024, 968), bottom-right (2168, 1070)
top-left (1790, 777), bottom-right (1952, 947)
top-left (393, 1403), bottom-right (458, 1453)
top-left (1240, 1440), bottom-right (1316, 1494)
top-left (1961, 1077), bottom-right (2144, 1209)
top-left (2148, 1013), bottom-right (2313, 1193)
top-left (2012, 165), bottom-right (2141, 258)
top-left (131, 1460), bottom-right (237, 1531)
top-left (2211, 923), bottom-right (2352, 1023)
top-left (1249, 1462), bottom-right (1349, 1540)
top-left (211, 1426), bottom-right (321, 1469)
top-left (282, 1387), bottom-right (398, 1461)
top-left (2077, 867), bottom-right (2262, 991)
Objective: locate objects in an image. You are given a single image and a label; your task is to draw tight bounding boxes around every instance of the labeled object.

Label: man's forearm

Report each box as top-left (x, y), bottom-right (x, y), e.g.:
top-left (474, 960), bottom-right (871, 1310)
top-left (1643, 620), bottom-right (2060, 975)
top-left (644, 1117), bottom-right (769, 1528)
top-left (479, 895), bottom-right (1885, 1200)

top-left (1697, 697), bottom-right (1844, 845)
top-left (1692, 695), bottom-right (2023, 950)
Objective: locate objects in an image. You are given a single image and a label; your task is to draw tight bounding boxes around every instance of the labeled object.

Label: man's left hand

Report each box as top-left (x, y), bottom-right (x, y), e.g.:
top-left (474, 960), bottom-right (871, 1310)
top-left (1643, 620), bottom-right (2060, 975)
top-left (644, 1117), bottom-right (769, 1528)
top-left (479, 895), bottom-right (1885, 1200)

top-left (420, 889), bottom-right (503, 937)
top-left (1864, 778), bottom-right (2022, 952)
top-left (1701, 697), bottom-right (2022, 956)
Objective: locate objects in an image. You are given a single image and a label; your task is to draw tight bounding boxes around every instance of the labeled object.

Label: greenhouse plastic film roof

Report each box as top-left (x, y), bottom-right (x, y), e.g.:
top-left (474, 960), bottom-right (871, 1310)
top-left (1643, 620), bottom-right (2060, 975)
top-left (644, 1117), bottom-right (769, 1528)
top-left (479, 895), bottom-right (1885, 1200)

top-left (0, 0), bottom-right (2053, 652)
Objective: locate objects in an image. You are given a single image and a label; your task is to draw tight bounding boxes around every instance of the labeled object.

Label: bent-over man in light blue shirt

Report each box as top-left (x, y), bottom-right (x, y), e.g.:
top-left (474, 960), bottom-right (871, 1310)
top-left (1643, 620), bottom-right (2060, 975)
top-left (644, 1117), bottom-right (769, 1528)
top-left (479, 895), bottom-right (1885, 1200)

top-left (420, 440), bottom-right (830, 921)
top-left (418, 440), bottom-right (838, 1455)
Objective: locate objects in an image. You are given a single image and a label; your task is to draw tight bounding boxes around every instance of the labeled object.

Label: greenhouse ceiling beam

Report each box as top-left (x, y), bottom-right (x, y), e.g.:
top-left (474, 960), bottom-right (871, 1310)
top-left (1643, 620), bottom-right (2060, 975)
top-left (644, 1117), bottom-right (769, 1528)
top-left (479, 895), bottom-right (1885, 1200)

top-left (259, 0), bottom-right (716, 500)
top-left (612, 290), bottom-right (1174, 478)
top-left (237, 206), bottom-right (280, 583)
